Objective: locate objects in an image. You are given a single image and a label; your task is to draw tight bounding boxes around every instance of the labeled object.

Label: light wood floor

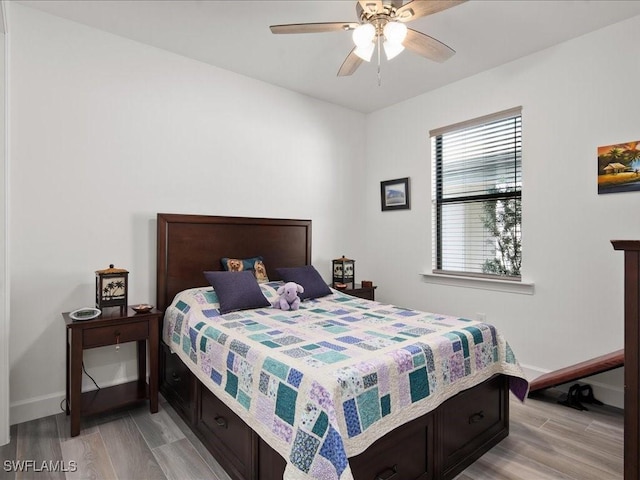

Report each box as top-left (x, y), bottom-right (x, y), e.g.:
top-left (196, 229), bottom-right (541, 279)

top-left (0, 389), bottom-right (623, 480)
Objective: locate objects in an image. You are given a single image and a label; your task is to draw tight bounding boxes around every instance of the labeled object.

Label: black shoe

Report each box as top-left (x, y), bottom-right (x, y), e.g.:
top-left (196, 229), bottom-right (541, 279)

top-left (558, 383), bottom-right (587, 411)
top-left (578, 384), bottom-right (603, 406)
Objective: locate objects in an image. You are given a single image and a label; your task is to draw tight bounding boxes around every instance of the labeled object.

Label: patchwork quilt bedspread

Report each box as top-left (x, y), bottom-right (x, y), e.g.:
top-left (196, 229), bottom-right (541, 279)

top-left (163, 282), bottom-right (528, 480)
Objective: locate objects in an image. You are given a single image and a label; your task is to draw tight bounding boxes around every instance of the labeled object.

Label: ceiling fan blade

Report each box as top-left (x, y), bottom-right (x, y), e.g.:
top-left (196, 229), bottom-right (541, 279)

top-left (337, 48), bottom-right (364, 76)
top-left (270, 22), bottom-right (358, 34)
top-left (403, 28), bottom-right (455, 62)
top-left (396, 0), bottom-right (466, 22)
top-left (358, 1), bottom-right (384, 15)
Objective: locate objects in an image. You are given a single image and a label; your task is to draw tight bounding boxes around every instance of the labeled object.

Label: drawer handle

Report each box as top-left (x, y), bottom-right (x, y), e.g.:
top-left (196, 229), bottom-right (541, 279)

top-left (171, 373), bottom-right (181, 383)
top-left (214, 416), bottom-right (228, 429)
top-left (469, 410), bottom-right (485, 424)
top-left (375, 464), bottom-right (398, 480)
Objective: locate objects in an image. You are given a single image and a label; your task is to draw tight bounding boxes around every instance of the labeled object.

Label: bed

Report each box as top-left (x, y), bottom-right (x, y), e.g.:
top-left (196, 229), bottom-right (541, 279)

top-left (156, 213), bottom-right (528, 480)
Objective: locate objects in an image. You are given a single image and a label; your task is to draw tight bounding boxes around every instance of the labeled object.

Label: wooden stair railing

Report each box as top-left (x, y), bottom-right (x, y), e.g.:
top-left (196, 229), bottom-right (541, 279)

top-left (612, 240), bottom-right (640, 480)
top-left (528, 349), bottom-right (624, 394)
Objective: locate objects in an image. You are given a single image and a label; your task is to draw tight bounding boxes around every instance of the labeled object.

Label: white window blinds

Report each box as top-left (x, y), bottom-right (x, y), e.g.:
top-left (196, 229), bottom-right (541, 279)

top-left (431, 107), bottom-right (522, 279)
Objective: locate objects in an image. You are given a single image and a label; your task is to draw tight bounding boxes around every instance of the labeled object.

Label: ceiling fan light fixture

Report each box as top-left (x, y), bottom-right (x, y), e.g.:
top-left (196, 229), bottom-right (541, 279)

top-left (383, 21), bottom-right (407, 44)
top-left (270, 0), bottom-right (464, 78)
top-left (352, 23), bottom-right (376, 47)
top-left (383, 40), bottom-right (404, 60)
top-left (354, 43), bottom-right (375, 61)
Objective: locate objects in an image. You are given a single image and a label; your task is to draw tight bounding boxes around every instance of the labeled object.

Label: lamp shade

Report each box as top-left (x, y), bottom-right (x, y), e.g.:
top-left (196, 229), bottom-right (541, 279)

top-left (352, 23), bottom-right (376, 47)
top-left (354, 43), bottom-right (375, 61)
top-left (383, 40), bottom-right (404, 60)
top-left (332, 256), bottom-right (355, 288)
top-left (95, 264), bottom-right (128, 311)
top-left (382, 22), bottom-right (407, 60)
top-left (383, 21), bottom-right (407, 44)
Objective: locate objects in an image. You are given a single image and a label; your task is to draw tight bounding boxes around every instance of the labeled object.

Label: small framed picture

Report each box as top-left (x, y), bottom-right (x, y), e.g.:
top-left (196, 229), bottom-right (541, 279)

top-left (380, 177), bottom-right (410, 211)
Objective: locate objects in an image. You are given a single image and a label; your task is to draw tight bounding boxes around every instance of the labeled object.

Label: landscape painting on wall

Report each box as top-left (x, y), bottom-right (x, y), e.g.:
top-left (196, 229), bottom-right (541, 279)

top-left (598, 141), bottom-right (640, 194)
top-left (381, 177), bottom-right (410, 211)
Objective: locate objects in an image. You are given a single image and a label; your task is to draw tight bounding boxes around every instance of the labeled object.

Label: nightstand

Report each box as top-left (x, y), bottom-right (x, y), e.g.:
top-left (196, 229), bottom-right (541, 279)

top-left (63, 306), bottom-right (162, 437)
top-left (339, 283), bottom-right (377, 301)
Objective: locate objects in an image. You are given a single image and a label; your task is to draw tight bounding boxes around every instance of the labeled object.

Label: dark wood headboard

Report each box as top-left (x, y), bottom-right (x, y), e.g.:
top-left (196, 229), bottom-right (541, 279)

top-left (156, 213), bottom-right (312, 311)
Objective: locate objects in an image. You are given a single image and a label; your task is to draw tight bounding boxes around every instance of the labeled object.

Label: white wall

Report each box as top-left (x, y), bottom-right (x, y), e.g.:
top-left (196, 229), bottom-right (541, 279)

top-left (360, 15), bottom-right (640, 408)
top-left (8, 3), bottom-right (365, 424)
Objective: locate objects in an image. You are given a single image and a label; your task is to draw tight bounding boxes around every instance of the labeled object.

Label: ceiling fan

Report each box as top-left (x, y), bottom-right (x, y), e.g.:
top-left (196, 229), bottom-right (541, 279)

top-left (270, 0), bottom-right (466, 77)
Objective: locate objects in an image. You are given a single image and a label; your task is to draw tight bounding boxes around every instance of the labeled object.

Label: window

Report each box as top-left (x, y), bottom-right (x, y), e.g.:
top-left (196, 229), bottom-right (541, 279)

top-left (431, 107), bottom-right (522, 280)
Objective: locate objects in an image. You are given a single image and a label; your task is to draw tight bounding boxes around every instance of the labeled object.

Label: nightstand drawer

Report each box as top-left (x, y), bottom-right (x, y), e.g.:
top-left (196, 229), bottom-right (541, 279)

top-left (83, 321), bottom-right (149, 348)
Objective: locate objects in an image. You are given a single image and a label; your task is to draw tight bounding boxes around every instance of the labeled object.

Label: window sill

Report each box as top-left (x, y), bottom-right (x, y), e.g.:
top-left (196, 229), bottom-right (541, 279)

top-left (421, 273), bottom-right (535, 295)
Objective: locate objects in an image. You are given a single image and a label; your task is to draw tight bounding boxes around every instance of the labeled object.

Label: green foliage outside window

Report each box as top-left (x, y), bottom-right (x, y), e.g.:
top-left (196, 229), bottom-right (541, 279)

top-left (481, 190), bottom-right (521, 277)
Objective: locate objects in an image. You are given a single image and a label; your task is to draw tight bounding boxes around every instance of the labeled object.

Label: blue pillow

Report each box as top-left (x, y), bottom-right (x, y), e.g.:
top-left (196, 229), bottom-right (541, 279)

top-left (275, 265), bottom-right (332, 301)
top-left (203, 270), bottom-right (270, 314)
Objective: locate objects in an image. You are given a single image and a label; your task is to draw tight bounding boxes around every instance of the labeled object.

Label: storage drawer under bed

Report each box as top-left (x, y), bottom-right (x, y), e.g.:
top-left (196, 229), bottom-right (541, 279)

top-left (160, 342), bottom-right (195, 422)
top-left (197, 387), bottom-right (254, 480)
top-left (440, 374), bottom-right (508, 477)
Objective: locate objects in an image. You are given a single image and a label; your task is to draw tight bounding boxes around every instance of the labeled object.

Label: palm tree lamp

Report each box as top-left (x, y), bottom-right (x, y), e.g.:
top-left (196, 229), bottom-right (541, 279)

top-left (95, 264), bottom-right (129, 312)
top-left (332, 256), bottom-right (355, 289)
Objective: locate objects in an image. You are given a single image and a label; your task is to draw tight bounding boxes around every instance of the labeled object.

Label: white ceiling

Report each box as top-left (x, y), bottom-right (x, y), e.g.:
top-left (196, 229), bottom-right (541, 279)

top-left (16, 0), bottom-right (640, 113)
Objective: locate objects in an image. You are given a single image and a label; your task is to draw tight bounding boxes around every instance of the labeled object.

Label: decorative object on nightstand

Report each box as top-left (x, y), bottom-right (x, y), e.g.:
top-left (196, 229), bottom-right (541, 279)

top-left (131, 303), bottom-right (154, 314)
top-left (68, 307), bottom-right (101, 321)
top-left (332, 255), bottom-right (355, 289)
top-left (95, 264), bottom-right (128, 312)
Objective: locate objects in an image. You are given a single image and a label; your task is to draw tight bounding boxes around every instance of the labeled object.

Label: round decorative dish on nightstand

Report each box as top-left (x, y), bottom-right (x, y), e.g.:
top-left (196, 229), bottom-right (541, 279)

top-left (132, 304), bottom-right (154, 314)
